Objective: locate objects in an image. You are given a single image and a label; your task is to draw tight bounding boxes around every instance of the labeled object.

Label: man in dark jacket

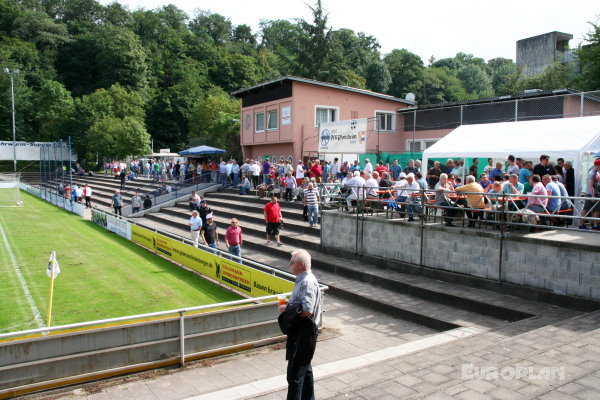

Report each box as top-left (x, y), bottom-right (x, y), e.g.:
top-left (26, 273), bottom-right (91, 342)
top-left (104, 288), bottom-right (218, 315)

top-left (278, 249), bottom-right (322, 400)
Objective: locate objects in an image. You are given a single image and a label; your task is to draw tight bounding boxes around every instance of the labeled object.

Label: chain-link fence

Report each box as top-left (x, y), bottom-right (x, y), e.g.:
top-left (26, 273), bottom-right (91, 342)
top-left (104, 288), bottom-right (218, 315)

top-left (401, 90), bottom-right (600, 133)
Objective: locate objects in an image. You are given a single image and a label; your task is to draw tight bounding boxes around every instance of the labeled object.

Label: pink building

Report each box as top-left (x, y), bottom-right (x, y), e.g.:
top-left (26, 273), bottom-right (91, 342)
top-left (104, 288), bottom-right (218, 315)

top-left (232, 76), bottom-right (414, 163)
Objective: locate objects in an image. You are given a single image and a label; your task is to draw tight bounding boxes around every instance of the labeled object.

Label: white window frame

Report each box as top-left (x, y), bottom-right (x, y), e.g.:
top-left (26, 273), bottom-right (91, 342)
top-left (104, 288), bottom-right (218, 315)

top-left (314, 105), bottom-right (339, 127)
top-left (255, 112), bottom-right (265, 133)
top-left (267, 110), bottom-right (278, 131)
top-left (406, 139), bottom-right (438, 152)
top-left (375, 110), bottom-right (396, 133)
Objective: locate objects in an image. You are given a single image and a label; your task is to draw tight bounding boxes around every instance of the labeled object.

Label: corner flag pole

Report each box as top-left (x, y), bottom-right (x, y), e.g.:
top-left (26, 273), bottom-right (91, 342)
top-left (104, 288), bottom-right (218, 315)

top-left (46, 251), bottom-right (59, 327)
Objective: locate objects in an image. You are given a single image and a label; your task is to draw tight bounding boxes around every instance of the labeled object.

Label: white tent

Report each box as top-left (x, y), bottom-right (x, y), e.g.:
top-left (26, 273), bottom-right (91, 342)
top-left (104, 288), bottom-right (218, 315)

top-left (422, 115), bottom-right (600, 196)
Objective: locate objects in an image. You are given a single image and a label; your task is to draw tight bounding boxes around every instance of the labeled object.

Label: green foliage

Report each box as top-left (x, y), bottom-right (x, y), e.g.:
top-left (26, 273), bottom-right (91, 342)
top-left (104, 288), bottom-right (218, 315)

top-left (34, 80), bottom-right (75, 141)
top-left (365, 61), bottom-right (391, 93)
top-left (384, 49), bottom-right (424, 98)
top-left (74, 84), bottom-right (148, 160)
top-left (576, 22), bottom-right (600, 91)
top-left (188, 89), bottom-right (241, 160)
top-left (0, 0), bottom-right (593, 159)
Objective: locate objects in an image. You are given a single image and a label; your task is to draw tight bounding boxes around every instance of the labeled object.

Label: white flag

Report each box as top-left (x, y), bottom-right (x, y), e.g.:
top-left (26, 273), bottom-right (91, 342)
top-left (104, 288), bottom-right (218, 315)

top-left (46, 251), bottom-right (60, 279)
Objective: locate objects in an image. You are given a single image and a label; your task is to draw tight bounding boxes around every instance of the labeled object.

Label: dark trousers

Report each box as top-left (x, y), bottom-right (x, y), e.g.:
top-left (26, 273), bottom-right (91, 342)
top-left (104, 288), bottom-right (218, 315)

top-left (85, 196), bottom-right (91, 208)
top-left (287, 362), bottom-right (314, 400)
top-left (114, 206), bottom-right (122, 216)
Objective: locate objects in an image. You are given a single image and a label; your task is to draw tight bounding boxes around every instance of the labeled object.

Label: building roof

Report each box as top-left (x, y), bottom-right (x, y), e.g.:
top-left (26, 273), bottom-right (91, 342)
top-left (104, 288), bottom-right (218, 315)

top-left (231, 76), bottom-right (415, 105)
top-left (397, 88), bottom-right (583, 112)
top-left (517, 31), bottom-right (573, 43)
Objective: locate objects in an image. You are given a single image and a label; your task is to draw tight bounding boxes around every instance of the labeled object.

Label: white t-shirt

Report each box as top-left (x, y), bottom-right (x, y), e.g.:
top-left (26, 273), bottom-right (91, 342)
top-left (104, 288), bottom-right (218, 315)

top-left (296, 165), bottom-right (305, 179)
top-left (364, 162), bottom-right (373, 174)
top-left (586, 168), bottom-right (600, 196)
top-left (394, 180), bottom-right (419, 198)
top-left (365, 178), bottom-right (379, 197)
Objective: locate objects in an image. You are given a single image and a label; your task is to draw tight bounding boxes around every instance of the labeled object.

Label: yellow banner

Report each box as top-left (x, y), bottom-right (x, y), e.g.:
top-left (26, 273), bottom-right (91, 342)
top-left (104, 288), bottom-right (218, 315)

top-left (131, 225), bottom-right (294, 297)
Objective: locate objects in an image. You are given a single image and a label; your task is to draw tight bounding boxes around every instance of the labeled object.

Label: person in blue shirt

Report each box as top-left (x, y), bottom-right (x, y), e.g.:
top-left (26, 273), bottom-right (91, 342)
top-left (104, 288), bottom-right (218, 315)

top-left (543, 174), bottom-right (561, 213)
top-left (488, 162), bottom-right (505, 181)
top-left (519, 161), bottom-right (532, 184)
top-left (389, 159), bottom-right (402, 180)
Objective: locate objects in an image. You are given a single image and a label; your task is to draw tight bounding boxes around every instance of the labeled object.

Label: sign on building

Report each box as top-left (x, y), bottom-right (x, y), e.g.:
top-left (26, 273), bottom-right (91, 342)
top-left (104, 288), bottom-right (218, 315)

top-left (318, 119), bottom-right (368, 154)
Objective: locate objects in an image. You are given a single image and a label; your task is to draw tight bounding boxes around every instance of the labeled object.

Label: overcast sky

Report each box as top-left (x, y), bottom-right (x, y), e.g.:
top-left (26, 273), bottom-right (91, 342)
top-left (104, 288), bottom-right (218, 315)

top-left (101, 0), bottom-right (599, 63)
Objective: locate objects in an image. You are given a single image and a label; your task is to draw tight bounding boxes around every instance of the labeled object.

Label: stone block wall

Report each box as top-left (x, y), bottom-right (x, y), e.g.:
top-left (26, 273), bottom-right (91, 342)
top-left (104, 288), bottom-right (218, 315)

top-left (321, 210), bottom-right (600, 301)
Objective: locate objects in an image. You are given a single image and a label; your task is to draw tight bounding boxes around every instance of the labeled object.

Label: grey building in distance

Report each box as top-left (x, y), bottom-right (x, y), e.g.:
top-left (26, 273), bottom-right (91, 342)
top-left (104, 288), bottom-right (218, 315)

top-left (516, 31), bottom-right (574, 76)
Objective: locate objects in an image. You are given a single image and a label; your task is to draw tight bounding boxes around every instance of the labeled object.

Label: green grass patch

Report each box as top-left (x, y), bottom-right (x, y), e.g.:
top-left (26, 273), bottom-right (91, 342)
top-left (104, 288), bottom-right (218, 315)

top-left (0, 189), bottom-right (241, 333)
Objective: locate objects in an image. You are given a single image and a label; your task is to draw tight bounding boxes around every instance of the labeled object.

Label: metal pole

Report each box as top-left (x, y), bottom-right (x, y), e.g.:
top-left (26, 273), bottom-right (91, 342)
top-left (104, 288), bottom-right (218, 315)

top-left (514, 99), bottom-right (518, 122)
top-left (498, 193), bottom-right (506, 282)
top-left (8, 71), bottom-right (17, 173)
top-left (179, 311), bottom-right (185, 367)
top-left (68, 136), bottom-right (72, 188)
top-left (460, 105), bottom-right (463, 125)
top-left (419, 188), bottom-right (425, 268)
top-left (60, 139), bottom-right (65, 208)
top-left (412, 110), bottom-right (416, 158)
top-left (580, 92), bottom-right (584, 117)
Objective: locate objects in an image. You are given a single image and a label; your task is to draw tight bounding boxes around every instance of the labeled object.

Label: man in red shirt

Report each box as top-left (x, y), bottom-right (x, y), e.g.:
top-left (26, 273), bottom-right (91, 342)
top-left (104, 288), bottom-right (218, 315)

top-left (225, 218), bottom-right (243, 259)
top-left (264, 196), bottom-right (283, 246)
top-left (375, 161), bottom-right (388, 177)
top-left (309, 161), bottom-right (323, 183)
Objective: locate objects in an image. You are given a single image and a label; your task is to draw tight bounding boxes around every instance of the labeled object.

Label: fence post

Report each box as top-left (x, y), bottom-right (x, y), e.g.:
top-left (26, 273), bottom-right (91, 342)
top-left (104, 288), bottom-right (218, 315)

top-left (419, 188), bottom-right (425, 268)
top-left (580, 92), bottom-right (584, 117)
top-left (514, 99), bottom-right (519, 121)
top-left (498, 194), bottom-right (507, 282)
top-left (179, 311), bottom-right (186, 367)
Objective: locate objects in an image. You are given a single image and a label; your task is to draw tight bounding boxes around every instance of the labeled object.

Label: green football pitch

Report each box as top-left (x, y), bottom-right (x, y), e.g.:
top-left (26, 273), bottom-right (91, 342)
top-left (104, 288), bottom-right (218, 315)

top-left (0, 190), bottom-right (241, 334)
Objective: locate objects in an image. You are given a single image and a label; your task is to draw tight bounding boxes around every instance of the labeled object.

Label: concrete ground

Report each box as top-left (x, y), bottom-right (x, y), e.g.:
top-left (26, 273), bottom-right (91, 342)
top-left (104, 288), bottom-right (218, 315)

top-left (30, 291), bottom-right (600, 400)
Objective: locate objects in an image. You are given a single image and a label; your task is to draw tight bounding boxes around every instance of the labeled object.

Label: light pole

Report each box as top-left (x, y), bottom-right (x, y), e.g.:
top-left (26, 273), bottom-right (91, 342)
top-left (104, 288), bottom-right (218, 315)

top-left (3, 68), bottom-right (19, 172)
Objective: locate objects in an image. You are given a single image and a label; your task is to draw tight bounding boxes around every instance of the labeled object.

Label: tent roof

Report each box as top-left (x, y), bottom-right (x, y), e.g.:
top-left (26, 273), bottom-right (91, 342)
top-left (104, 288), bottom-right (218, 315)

top-left (422, 115), bottom-right (600, 161)
top-left (179, 145), bottom-right (227, 156)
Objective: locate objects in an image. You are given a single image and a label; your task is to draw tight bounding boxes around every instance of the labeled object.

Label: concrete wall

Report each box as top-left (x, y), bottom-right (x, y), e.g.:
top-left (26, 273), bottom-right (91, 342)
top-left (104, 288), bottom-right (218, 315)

top-left (0, 303), bottom-right (283, 395)
top-left (321, 211), bottom-right (600, 300)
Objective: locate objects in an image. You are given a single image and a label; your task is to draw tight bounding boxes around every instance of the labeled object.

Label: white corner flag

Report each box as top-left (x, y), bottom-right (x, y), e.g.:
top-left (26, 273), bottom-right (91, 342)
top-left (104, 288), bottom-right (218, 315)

top-left (46, 251), bottom-right (60, 279)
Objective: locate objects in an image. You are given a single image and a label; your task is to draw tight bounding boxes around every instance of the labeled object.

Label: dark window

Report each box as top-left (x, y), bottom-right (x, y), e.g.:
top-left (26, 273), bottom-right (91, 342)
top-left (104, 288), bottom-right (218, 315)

top-left (240, 81), bottom-right (293, 108)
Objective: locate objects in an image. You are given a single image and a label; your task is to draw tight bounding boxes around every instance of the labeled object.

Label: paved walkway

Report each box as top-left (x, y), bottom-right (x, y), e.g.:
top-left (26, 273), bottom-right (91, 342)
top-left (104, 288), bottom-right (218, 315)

top-left (39, 291), bottom-right (600, 400)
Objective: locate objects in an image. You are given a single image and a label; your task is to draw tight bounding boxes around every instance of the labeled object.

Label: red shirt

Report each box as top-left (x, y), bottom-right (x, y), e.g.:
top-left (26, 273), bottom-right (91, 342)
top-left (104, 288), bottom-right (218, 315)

top-left (225, 226), bottom-right (242, 245)
top-left (310, 164), bottom-right (322, 177)
top-left (264, 202), bottom-right (281, 223)
top-left (375, 165), bottom-right (388, 176)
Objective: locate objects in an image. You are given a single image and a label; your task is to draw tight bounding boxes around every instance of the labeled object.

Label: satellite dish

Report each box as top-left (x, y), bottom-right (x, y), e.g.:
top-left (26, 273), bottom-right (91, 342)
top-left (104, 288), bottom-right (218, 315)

top-left (405, 93), bottom-right (416, 102)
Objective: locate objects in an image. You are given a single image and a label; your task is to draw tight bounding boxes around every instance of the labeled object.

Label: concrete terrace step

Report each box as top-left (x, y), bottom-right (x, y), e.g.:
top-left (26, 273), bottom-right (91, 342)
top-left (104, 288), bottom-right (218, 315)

top-left (135, 217), bottom-right (513, 333)
top-left (142, 209), bottom-right (321, 253)
top-left (168, 201), bottom-right (319, 236)
top-left (135, 216), bottom-right (543, 333)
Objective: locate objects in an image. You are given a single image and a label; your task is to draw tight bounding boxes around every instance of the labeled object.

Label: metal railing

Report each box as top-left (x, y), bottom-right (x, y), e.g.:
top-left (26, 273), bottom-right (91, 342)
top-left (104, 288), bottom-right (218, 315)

top-left (318, 183), bottom-right (600, 233)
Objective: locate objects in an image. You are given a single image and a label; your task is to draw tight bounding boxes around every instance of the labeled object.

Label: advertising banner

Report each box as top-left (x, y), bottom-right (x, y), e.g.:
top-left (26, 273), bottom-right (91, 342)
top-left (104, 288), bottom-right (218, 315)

top-left (0, 141), bottom-right (76, 161)
top-left (318, 118), bottom-right (368, 154)
top-left (91, 209), bottom-right (131, 240)
top-left (131, 225), bottom-right (294, 297)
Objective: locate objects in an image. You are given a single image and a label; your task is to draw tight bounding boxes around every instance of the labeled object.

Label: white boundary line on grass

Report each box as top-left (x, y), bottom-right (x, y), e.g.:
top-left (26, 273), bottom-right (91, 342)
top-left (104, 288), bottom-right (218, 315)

top-left (0, 220), bottom-right (45, 328)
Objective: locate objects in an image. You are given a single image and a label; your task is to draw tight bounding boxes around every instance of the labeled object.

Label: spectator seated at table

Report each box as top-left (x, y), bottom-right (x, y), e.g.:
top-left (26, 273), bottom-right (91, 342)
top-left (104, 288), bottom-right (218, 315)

top-left (455, 175), bottom-right (486, 227)
top-left (526, 175), bottom-right (548, 224)
top-left (502, 174), bottom-right (525, 209)
top-left (543, 174), bottom-right (561, 213)
top-left (394, 173), bottom-right (421, 221)
top-left (479, 174), bottom-right (492, 191)
top-left (487, 182), bottom-right (504, 209)
top-left (345, 171), bottom-right (366, 212)
top-left (378, 172), bottom-right (393, 199)
top-left (434, 173), bottom-right (458, 227)
top-left (551, 175), bottom-right (571, 211)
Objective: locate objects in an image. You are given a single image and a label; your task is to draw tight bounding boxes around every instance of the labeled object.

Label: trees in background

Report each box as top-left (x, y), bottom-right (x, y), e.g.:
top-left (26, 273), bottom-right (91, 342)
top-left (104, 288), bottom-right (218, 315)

top-left (0, 0), bottom-right (596, 163)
